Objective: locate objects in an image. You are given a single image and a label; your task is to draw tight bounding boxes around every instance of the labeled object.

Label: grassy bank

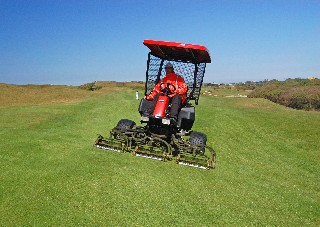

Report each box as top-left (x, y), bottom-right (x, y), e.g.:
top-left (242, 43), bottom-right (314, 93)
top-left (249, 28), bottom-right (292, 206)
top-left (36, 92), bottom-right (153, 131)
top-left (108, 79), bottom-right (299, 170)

top-left (0, 86), bottom-right (319, 225)
top-left (248, 79), bottom-right (320, 110)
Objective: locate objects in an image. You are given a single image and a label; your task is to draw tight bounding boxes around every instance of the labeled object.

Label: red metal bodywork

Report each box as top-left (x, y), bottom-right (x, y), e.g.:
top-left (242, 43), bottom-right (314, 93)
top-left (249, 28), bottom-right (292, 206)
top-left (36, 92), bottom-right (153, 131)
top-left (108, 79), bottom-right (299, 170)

top-left (143, 39), bottom-right (211, 63)
top-left (153, 95), bottom-right (170, 118)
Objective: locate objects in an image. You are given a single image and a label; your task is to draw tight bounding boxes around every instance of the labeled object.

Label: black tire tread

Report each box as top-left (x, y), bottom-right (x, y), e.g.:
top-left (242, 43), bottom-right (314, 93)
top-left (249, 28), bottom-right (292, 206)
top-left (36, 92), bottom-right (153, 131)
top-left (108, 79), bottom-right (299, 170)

top-left (116, 119), bottom-right (136, 130)
top-left (189, 131), bottom-right (207, 146)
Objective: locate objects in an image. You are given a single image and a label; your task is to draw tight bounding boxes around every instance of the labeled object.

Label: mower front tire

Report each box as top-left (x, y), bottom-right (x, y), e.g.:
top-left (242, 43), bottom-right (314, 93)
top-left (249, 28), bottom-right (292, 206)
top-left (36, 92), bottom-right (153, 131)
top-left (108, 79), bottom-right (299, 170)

top-left (116, 119), bottom-right (136, 130)
top-left (189, 131), bottom-right (207, 154)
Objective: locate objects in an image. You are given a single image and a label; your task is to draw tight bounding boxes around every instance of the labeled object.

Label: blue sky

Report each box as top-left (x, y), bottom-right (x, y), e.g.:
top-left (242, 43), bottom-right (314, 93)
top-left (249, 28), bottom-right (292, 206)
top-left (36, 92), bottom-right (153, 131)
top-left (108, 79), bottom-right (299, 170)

top-left (1, 0), bottom-right (319, 85)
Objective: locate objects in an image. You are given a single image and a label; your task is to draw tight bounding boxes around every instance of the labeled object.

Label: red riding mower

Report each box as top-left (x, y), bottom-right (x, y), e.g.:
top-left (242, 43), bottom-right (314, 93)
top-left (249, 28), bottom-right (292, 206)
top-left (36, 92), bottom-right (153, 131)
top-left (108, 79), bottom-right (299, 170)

top-left (95, 40), bottom-right (216, 169)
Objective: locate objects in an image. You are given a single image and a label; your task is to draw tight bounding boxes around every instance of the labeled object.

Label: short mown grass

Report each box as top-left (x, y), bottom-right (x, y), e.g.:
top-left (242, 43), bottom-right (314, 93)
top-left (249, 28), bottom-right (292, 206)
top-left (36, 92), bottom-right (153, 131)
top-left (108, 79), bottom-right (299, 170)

top-left (0, 85), bottom-right (319, 226)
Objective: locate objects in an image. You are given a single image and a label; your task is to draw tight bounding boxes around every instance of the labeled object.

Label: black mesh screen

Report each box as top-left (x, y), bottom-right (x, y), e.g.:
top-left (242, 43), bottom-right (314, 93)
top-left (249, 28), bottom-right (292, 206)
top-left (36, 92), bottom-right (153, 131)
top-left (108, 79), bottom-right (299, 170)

top-left (145, 53), bottom-right (206, 104)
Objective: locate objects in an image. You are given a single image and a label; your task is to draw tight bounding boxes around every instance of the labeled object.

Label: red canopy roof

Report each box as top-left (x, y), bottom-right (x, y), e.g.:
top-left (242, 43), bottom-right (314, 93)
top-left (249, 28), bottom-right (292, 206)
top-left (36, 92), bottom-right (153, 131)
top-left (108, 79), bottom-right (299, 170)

top-left (143, 40), bottom-right (211, 64)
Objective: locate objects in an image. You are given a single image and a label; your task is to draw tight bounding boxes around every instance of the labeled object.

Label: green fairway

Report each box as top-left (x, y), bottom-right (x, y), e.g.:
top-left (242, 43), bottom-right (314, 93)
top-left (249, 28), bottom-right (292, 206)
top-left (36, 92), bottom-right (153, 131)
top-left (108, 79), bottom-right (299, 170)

top-left (1, 89), bottom-right (319, 226)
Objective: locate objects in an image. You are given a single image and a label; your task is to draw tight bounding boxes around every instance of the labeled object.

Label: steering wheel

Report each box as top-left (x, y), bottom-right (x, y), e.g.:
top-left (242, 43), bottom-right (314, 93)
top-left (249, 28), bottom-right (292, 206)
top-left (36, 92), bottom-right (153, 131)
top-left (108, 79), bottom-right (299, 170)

top-left (160, 82), bottom-right (176, 94)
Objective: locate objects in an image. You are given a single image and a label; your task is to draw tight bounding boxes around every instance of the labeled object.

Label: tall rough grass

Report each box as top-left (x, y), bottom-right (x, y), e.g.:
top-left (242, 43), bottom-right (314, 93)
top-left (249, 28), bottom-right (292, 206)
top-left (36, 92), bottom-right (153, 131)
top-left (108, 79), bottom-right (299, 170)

top-left (248, 79), bottom-right (320, 110)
